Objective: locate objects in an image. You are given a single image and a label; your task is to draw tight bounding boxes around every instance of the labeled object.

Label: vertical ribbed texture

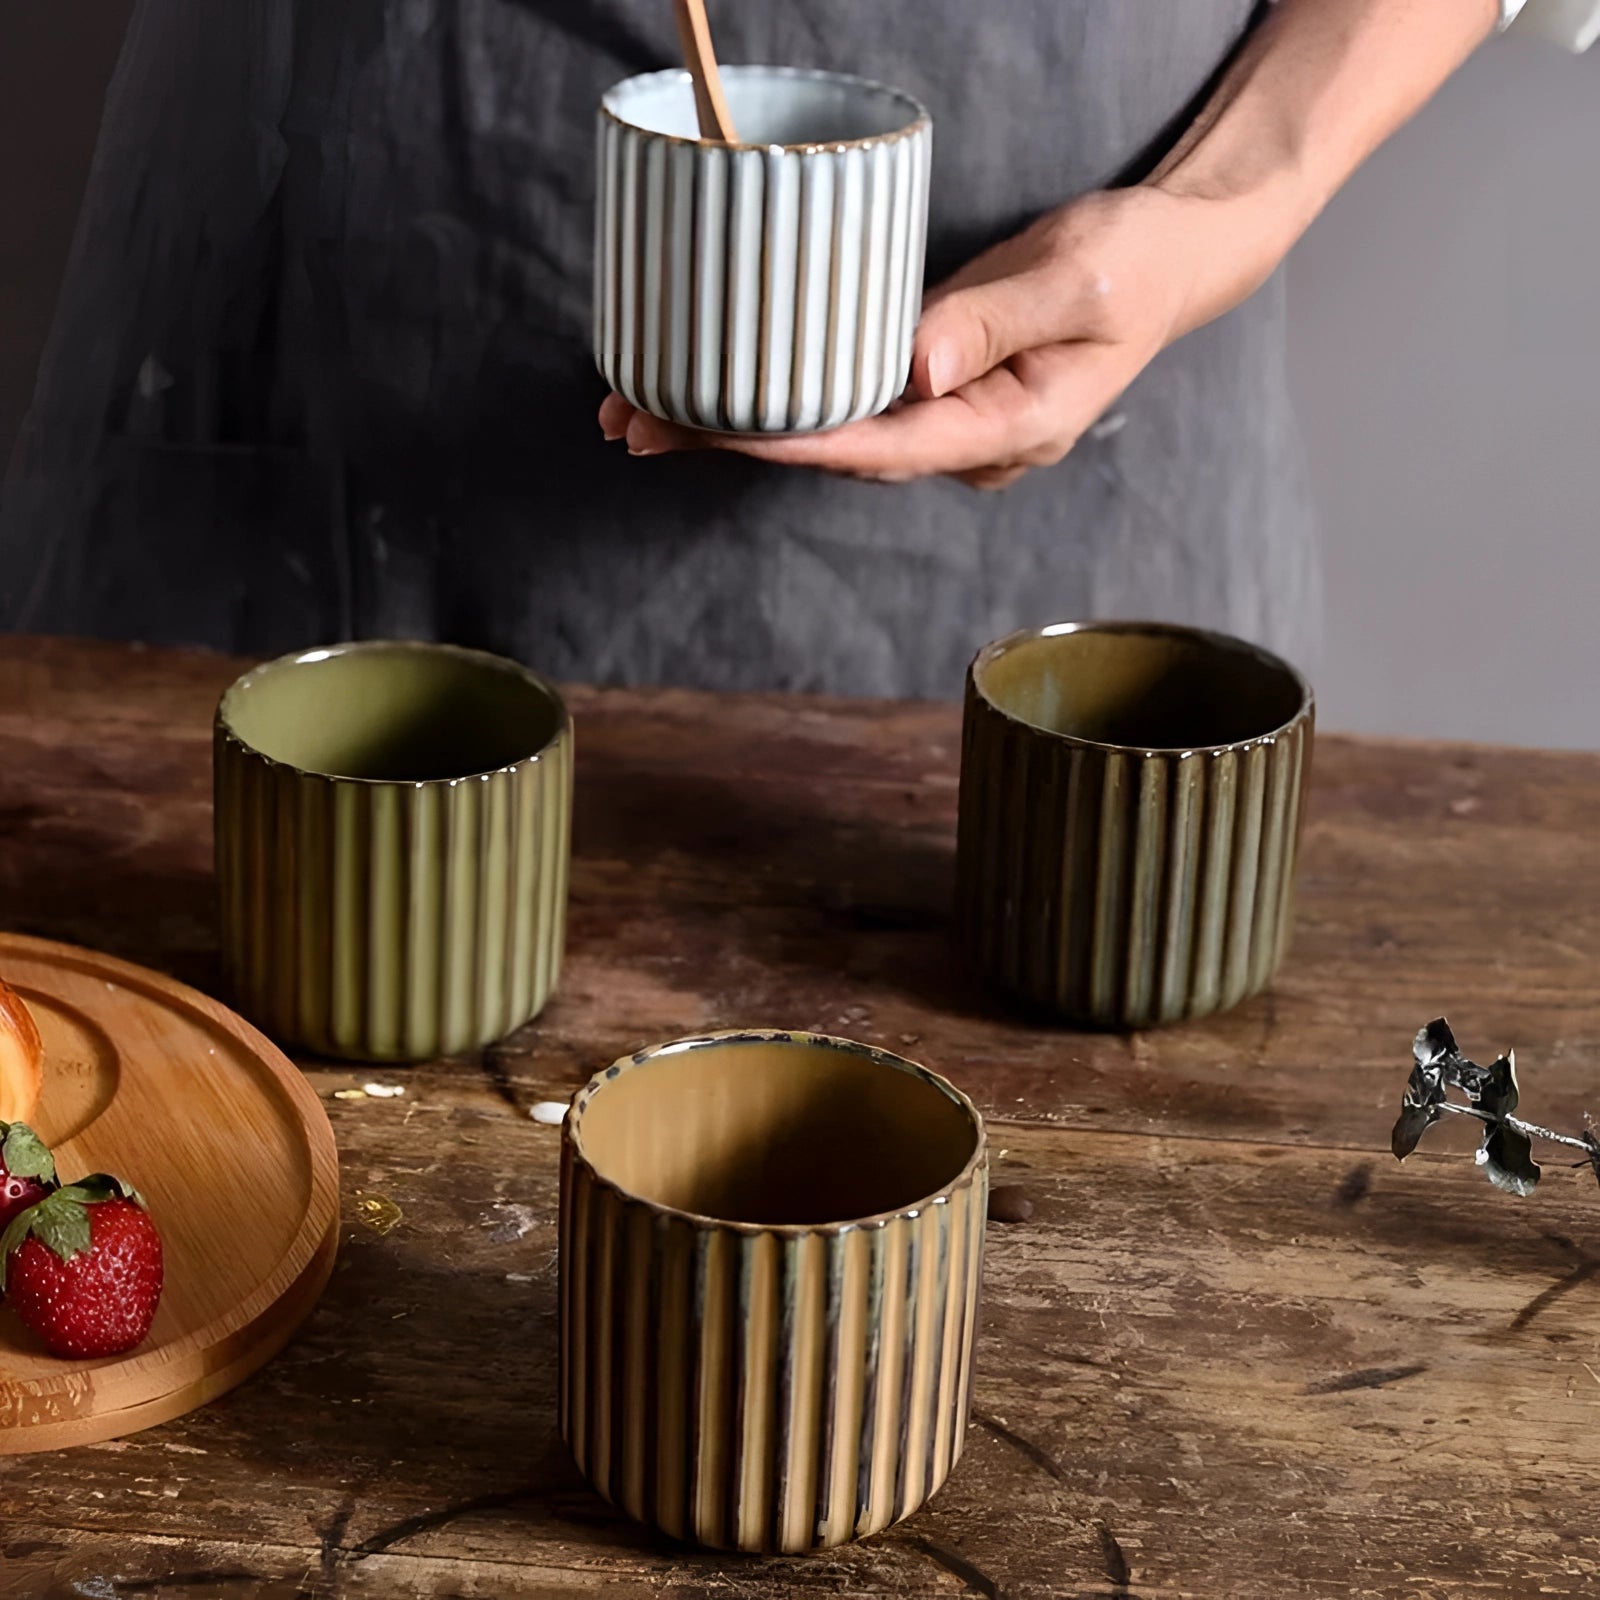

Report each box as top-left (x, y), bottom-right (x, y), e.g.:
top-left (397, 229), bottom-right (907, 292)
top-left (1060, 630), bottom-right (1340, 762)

top-left (596, 97), bottom-right (932, 434)
top-left (559, 1131), bottom-right (986, 1554)
top-left (215, 729), bottom-right (572, 1061)
top-left (956, 674), bottom-right (1313, 1028)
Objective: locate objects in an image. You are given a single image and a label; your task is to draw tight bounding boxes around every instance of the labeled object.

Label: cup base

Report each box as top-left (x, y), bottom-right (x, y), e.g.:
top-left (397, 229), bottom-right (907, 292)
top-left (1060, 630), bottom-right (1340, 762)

top-left (617, 402), bottom-right (887, 440)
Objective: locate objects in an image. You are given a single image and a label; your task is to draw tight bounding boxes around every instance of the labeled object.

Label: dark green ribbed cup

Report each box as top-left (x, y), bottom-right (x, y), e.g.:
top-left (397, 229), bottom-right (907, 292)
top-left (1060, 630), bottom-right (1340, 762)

top-left (956, 622), bottom-right (1314, 1029)
top-left (215, 641), bottom-right (572, 1062)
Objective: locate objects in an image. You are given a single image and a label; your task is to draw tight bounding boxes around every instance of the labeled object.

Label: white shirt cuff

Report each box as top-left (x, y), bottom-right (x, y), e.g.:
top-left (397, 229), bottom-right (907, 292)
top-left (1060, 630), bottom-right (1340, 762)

top-left (1502, 0), bottom-right (1600, 50)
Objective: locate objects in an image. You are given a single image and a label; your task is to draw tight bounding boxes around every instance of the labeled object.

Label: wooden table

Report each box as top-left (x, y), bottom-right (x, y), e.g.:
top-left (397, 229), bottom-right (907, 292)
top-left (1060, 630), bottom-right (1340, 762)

top-left (2, 636), bottom-right (1598, 1599)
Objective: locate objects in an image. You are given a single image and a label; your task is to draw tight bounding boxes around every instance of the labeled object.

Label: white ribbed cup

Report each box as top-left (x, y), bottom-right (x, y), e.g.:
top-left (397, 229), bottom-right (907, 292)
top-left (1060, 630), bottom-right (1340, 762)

top-left (596, 67), bottom-right (933, 435)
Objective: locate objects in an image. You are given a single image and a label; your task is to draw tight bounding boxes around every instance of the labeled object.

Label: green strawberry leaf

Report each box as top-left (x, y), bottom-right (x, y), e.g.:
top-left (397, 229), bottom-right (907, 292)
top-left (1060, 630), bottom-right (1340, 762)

top-left (70, 1174), bottom-right (142, 1206)
top-left (26, 1190), bottom-right (93, 1263)
top-left (0, 1174), bottom-right (150, 1288)
top-left (0, 1123), bottom-right (56, 1184)
top-left (0, 1188), bottom-right (98, 1289)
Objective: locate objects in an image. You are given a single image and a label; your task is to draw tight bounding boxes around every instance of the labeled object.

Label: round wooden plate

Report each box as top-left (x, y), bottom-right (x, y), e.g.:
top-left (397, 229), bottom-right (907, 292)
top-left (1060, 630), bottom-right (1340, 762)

top-left (0, 933), bottom-right (341, 1452)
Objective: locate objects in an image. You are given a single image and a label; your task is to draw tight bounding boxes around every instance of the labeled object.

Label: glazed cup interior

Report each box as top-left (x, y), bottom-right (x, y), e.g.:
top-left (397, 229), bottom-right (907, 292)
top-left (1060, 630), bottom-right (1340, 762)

top-left (573, 1034), bottom-right (981, 1228)
top-left (219, 642), bottom-right (566, 783)
top-left (603, 66), bottom-right (926, 148)
top-left (974, 622), bottom-right (1311, 752)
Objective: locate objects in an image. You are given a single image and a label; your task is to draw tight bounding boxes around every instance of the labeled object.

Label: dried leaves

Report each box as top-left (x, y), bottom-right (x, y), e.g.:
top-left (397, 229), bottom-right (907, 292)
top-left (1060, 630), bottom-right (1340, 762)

top-left (1392, 1018), bottom-right (1598, 1197)
top-left (1391, 1020), bottom-right (1452, 1162)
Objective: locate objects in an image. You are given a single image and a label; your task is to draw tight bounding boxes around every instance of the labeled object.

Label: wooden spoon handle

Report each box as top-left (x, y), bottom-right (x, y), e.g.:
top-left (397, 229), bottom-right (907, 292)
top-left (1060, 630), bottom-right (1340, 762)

top-left (672, 0), bottom-right (740, 144)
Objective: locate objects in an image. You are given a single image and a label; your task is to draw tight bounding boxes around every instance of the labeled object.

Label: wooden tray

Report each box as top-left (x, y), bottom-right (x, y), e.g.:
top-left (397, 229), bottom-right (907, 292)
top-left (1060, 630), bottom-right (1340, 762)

top-left (0, 934), bottom-right (340, 1452)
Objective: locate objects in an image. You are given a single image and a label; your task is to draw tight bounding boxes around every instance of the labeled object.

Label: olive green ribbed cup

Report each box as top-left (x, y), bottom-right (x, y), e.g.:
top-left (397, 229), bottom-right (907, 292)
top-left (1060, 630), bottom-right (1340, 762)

top-left (956, 622), bottom-right (1314, 1029)
top-left (215, 641), bottom-right (572, 1061)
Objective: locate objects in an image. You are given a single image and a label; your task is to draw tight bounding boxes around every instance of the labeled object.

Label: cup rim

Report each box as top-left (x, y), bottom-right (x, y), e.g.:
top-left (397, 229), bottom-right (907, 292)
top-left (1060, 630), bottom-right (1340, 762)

top-left (600, 65), bottom-right (931, 155)
top-left (215, 639), bottom-right (571, 787)
top-left (969, 619), bottom-right (1315, 756)
top-left (565, 1029), bottom-right (987, 1236)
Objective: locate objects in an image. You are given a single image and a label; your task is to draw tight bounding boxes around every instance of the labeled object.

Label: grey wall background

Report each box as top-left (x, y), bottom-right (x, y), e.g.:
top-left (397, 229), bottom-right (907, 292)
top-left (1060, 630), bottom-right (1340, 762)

top-left (3, 19), bottom-right (1596, 747)
top-left (1290, 35), bottom-right (1600, 750)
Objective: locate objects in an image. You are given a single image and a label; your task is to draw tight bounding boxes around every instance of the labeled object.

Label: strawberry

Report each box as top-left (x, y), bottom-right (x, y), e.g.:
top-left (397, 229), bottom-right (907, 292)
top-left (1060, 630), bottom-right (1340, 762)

top-left (1, 1175), bottom-right (163, 1358)
top-left (0, 1122), bottom-right (55, 1233)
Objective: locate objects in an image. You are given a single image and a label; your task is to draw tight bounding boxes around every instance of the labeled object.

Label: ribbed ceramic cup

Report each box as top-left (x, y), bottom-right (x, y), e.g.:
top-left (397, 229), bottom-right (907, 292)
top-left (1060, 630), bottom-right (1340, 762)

top-left (560, 1030), bottom-right (987, 1554)
top-left (957, 622), bottom-right (1315, 1028)
top-left (215, 641), bottom-right (572, 1061)
top-left (596, 66), bottom-right (932, 435)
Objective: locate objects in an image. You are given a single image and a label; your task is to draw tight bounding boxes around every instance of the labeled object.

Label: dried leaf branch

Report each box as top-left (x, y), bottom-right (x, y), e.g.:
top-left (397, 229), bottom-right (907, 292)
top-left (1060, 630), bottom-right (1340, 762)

top-left (1392, 1019), bottom-right (1600, 1196)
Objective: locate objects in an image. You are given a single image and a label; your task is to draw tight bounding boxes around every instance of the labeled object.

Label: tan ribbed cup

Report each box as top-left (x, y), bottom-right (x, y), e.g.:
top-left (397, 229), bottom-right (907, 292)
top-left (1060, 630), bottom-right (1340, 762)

top-left (560, 1031), bottom-right (987, 1553)
top-left (957, 622), bottom-right (1314, 1028)
top-left (215, 641), bottom-right (572, 1061)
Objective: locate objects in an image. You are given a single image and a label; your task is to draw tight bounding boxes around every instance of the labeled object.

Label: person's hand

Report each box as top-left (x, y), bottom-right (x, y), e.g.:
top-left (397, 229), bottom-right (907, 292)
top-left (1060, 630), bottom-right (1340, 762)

top-left (598, 185), bottom-right (1279, 490)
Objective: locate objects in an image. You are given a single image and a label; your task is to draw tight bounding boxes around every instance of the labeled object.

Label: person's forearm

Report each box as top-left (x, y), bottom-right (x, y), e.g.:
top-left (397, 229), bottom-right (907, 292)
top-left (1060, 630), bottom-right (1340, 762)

top-left (1148, 0), bottom-right (1500, 333)
top-left (611, 0), bottom-right (1510, 481)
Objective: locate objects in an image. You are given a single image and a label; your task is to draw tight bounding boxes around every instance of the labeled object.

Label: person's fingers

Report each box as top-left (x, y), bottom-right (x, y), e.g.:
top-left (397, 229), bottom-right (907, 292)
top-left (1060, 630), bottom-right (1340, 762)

top-left (957, 463), bottom-right (1030, 492)
top-left (940, 341), bottom-right (1137, 488)
top-left (912, 264), bottom-right (1075, 403)
top-left (622, 339), bottom-right (1132, 483)
top-left (706, 365), bottom-right (1043, 480)
top-left (910, 204), bottom-right (1137, 401)
top-left (623, 410), bottom-right (715, 457)
top-left (598, 391), bottom-right (635, 441)
top-left (620, 389), bottom-right (928, 460)
top-left (621, 386), bottom-right (1016, 479)
top-left (988, 340), bottom-right (1134, 462)
top-left (713, 349), bottom-right (1105, 481)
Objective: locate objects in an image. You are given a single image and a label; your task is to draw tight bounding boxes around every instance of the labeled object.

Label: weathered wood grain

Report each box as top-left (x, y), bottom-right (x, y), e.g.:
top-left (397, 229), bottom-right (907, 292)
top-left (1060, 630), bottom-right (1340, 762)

top-left (1, 635), bottom-right (1599, 1598)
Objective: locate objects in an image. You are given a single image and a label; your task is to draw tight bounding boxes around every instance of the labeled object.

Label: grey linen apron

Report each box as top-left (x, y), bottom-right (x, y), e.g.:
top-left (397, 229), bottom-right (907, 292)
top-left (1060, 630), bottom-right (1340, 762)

top-left (0, 0), bottom-right (1319, 697)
